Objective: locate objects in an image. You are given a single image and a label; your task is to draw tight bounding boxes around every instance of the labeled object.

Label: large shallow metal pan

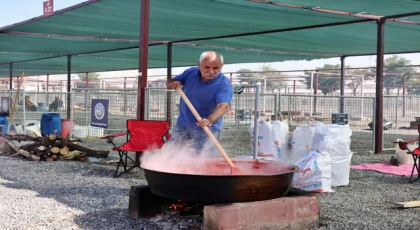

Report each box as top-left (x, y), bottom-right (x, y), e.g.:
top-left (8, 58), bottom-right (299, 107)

top-left (142, 158), bottom-right (297, 203)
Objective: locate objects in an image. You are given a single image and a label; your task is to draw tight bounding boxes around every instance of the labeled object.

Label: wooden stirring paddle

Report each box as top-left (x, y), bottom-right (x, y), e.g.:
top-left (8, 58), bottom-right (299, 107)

top-left (177, 88), bottom-right (245, 175)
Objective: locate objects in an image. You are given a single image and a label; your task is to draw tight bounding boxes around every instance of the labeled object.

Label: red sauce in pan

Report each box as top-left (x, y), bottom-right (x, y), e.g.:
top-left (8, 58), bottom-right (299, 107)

top-left (143, 158), bottom-right (295, 176)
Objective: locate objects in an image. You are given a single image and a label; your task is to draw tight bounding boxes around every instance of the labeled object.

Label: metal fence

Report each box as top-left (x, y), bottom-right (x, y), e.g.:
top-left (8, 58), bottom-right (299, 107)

top-left (3, 87), bottom-right (420, 155)
top-left (277, 94), bottom-right (376, 153)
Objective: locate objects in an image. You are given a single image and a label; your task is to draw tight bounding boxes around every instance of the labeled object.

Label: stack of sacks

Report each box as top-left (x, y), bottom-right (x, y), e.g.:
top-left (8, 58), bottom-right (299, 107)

top-left (289, 125), bottom-right (316, 164)
top-left (249, 120), bottom-right (290, 161)
top-left (312, 123), bottom-right (353, 186)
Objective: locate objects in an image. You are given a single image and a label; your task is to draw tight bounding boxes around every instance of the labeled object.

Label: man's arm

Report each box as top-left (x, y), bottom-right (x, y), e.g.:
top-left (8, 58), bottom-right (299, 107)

top-left (196, 102), bottom-right (229, 127)
top-left (166, 78), bottom-right (182, 90)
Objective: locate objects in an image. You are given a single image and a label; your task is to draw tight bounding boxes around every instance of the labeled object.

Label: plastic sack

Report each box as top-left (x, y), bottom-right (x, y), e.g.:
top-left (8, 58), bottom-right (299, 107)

top-left (289, 125), bottom-right (316, 164)
top-left (292, 150), bottom-right (333, 193)
top-left (271, 120), bottom-right (290, 161)
top-left (249, 121), bottom-right (275, 157)
top-left (313, 123), bottom-right (352, 186)
top-left (15, 120), bottom-right (41, 137)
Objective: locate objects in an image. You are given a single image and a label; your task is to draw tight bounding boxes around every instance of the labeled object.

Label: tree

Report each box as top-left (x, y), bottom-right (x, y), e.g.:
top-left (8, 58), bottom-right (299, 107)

top-left (303, 64), bottom-right (373, 96)
top-left (237, 68), bottom-right (258, 85)
top-left (260, 65), bottom-right (286, 93)
top-left (236, 65), bottom-right (286, 93)
top-left (77, 73), bottom-right (100, 88)
top-left (303, 64), bottom-right (341, 95)
top-left (383, 55), bottom-right (416, 95)
top-left (344, 68), bottom-right (374, 96)
top-left (407, 78), bottom-right (420, 95)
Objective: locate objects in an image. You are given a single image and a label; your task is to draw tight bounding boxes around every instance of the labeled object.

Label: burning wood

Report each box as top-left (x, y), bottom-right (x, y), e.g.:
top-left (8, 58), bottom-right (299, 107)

top-left (168, 200), bottom-right (204, 216)
top-left (0, 132), bottom-right (109, 162)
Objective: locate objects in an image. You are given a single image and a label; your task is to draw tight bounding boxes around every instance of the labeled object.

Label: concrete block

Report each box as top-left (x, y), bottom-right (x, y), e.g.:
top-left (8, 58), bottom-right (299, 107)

top-left (204, 192), bottom-right (319, 230)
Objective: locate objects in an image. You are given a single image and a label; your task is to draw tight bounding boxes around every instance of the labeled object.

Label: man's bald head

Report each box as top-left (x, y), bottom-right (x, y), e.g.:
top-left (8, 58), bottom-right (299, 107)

top-left (199, 51), bottom-right (224, 66)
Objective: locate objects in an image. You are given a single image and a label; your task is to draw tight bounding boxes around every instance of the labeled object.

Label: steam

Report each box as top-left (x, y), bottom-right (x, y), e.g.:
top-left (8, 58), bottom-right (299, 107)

top-left (140, 139), bottom-right (221, 175)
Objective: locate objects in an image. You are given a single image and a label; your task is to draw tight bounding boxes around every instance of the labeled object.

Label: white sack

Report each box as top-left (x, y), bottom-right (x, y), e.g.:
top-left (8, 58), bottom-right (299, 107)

top-left (292, 150), bottom-right (333, 192)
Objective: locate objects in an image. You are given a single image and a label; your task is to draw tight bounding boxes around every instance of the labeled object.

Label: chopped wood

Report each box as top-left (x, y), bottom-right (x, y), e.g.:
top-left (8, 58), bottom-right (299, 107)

top-left (2, 133), bottom-right (108, 162)
top-left (59, 146), bottom-right (69, 155)
top-left (50, 147), bottom-right (60, 154)
top-left (46, 157), bottom-right (54, 162)
top-left (395, 201), bottom-right (420, 208)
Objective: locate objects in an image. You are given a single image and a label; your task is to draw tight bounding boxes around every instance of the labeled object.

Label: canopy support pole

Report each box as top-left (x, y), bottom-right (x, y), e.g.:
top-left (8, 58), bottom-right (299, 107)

top-left (67, 55), bottom-right (72, 118)
top-left (137, 0), bottom-right (150, 121)
top-left (340, 56), bottom-right (346, 113)
top-left (166, 42), bottom-right (172, 124)
top-left (86, 72), bottom-right (89, 88)
top-left (136, 0), bottom-right (150, 165)
top-left (374, 19), bottom-right (386, 154)
top-left (9, 63), bottom-right (13, 90)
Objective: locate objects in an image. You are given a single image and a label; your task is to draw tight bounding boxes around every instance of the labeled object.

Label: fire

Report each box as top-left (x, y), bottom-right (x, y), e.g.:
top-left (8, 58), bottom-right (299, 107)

top-left (169, 200), bottom-right (187, 210)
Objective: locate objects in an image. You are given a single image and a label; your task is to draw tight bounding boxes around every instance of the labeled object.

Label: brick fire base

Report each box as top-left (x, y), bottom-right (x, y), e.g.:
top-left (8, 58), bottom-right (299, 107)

top-left (203, 190), bottom-right (320, 230)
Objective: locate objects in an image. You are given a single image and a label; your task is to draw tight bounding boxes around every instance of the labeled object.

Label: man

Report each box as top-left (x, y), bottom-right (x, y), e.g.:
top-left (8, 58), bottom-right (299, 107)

top-left (24, 96), bottom-right (37, 111)
top-left (166, 51), bottom-right (233, 151)
top-left (49, 96), bottom-right (63, 112)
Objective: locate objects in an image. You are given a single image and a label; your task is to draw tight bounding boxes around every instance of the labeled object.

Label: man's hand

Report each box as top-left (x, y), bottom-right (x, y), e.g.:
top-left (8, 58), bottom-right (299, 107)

top-left (196, 118), bottom-right (212, 127)
top-left (167, 80), bottom-right (182, 90)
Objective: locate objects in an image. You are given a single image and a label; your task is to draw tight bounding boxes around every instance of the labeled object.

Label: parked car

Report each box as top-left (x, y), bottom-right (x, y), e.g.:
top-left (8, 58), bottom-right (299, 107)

top-left (368, 119), bottom-right (392, 130)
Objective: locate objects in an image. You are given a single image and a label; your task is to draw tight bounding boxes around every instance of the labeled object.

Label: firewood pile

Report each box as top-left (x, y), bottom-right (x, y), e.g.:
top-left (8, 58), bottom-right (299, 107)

top-left (0, 131), bottom-right (109, 162)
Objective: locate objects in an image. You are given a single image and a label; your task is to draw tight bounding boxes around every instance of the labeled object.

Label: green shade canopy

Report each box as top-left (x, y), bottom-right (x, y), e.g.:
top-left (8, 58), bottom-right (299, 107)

top-left (0, 0), bottom-right (419, 77)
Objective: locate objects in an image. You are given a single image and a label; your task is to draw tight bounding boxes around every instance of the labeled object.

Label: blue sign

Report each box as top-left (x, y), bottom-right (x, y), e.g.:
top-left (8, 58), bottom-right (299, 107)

top-left (0, 97), bottom-right (10, 116)
top-left (91, 99), bottom-right (109, 128)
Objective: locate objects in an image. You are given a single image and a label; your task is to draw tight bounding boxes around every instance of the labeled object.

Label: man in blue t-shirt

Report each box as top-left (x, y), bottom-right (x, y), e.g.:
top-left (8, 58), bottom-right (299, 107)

top-left (166, 51), bottom-right (233, 151)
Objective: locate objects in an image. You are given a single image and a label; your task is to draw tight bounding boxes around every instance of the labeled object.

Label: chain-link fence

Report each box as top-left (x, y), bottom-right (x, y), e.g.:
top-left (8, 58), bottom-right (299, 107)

top-left (3, 87), bottom-right (420, 155)
top-left (277, 95), bottom-right (376, 153)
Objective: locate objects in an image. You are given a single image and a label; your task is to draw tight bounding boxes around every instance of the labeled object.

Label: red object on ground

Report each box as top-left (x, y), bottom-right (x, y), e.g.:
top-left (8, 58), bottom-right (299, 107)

top-left (351, 162), bottom-right (416, 176)
top-left (60, 119), bottom-right (76, 137)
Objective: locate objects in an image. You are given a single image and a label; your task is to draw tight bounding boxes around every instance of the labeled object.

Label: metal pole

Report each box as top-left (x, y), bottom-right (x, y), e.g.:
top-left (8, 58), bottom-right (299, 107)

top-left (166, 42), bottom-right (173, 124)
top-left (46, 74), bottom-right (49, 92)
top-left (137, 0), bottom-right (150, 121)
top-left (361, 75), bottom-right (364, 117)
top-left (67, 55), bottom-right (72, 118)
top-left (293, 80), bottom-right (296, 94)
top-left (374, 19), bottom-right (385, 154)
top-left (136, 0), bottom-right (150, 165)
top-left (86, 72), bottom-right (89, 88)
top-left (340, 56), bottom-right (346, 113)
top-left (70, 90), bottom-right (74, 138)
top-left (313, 72), bottom-right (318, 115)
top-left (253, 84), bottom-right (260, 159)
top-left (403, 74), bottom-right (406, 117)
top-left (274, 93), bottom-right (278, 120)
top-left (9, 63), bottom-right (13, 90)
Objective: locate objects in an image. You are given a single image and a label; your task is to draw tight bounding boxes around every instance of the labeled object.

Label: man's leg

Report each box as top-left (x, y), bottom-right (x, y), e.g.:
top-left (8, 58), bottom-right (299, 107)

top-left (168, 123), bottom-right (190, 146)
top-left (188, 127), bottom-right (220, 154)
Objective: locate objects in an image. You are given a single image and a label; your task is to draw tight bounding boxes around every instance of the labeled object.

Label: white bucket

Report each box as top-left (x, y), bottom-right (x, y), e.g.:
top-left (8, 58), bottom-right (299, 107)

top-left (395, 139), bottom-right (415, 165)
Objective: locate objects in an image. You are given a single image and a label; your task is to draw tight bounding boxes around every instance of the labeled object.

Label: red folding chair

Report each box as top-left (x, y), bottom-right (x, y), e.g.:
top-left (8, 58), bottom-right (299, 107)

top-left (101, 120), bottom-right (170, 178)
top-left (394, 124), bottom-right (420, 183)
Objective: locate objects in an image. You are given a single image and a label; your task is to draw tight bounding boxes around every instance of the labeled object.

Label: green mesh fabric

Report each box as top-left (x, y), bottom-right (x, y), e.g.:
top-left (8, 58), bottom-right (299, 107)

top-left (0, 0), bottom-right (419, 77)
top-left (0, 45), bottom-right (334, 77)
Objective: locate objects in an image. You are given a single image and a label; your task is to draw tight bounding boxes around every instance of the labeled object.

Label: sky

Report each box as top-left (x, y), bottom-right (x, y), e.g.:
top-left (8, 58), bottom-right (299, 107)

top-left (2, 0), bottom-right (420, 79)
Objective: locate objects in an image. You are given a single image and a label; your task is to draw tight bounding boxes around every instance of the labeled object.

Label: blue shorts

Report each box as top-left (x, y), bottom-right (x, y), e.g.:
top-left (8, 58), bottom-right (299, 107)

top-left (169, 123), bottom-right (220, 152)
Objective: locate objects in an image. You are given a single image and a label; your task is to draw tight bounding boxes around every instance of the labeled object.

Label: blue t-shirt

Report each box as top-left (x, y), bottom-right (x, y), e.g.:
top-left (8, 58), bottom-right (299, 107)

top-left (174, 67), bottom-right (233, 131)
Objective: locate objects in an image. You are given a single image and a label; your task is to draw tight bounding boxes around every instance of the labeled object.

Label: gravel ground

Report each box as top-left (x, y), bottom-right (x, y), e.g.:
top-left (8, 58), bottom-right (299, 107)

top-left (1, 150), bottom-right (420, 230)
